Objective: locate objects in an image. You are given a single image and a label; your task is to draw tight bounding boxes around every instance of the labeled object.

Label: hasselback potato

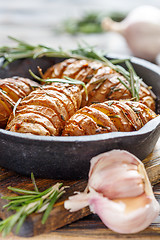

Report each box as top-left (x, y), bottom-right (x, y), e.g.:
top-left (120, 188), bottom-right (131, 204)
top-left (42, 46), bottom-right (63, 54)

top-left (0, 77), bottom-right (39, 128)
top-left (6, 83), bottom-right (82, 136)
top-left (44, 58), bottom-right (155, 111)
top-left (62, 100), bottom-right (157, 136)
top-left (4, 59), bottom-right (157, 137)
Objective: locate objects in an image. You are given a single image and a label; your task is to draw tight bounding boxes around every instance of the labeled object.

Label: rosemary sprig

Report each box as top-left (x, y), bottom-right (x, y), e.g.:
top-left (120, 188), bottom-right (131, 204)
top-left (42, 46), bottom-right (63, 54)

top-left (0, 37), bottom-right (143, 100)
top-left (125, 60), bottom-right (141, 101)
top-left (0, 174), bottom-right (66, 237)
top-left (110, 58), bottom-right (130, 64)
top-left (59, 11), bottom-right (126, 35)
top-left (117, 77), bottom-right (130, 92)
top-left (29, 69), bottom-right (88, 101)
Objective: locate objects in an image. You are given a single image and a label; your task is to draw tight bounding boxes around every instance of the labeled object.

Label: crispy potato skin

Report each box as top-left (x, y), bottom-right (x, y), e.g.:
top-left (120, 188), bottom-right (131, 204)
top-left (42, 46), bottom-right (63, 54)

top-left (44, 59), bottom-right (155, 111)
top-left (4, 59), bottom-right (157, 137)
top-left (6, 83), bottom-right (82, 136)
top-left (62, 100), bottom-right (157, 136)
top-left (0, 77), bottom-right (39, 128)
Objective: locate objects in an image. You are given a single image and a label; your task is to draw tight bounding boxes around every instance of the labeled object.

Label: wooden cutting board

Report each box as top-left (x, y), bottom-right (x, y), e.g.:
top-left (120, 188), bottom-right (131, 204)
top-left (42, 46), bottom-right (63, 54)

top-left (0, 138), bottom-right (160, 238)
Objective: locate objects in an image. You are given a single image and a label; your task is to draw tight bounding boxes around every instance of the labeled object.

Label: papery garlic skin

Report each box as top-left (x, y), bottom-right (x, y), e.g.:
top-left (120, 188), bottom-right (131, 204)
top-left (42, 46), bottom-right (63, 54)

top-left (102, 6), bottom-right (160, 61)
top-left (64, 192), bottom-right (89, 212)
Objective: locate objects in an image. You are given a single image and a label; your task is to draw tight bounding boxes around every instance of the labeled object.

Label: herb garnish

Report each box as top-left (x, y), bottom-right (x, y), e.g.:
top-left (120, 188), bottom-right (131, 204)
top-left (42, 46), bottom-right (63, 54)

top-left (58, 11), bottom-right (126, 35)
top-left (0, 173), bottom-right (66, 237)
top-left (108, 115), bottom-right (120, 118)
top-left (0, 37), bottom-right (144, 101)
top-left (0, 88), bottom-right (7, 95)
top-left (29, 69), bottom-right (88, 101)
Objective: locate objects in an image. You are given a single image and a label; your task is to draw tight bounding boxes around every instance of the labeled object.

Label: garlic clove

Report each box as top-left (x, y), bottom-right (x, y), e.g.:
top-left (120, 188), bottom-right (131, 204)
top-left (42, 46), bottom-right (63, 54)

top-left (88, 150), bottom-right (144, 199)
top-left (102, 5), bottom-right (160, 61)
top-left (89, 188), bottom-right (159, 234)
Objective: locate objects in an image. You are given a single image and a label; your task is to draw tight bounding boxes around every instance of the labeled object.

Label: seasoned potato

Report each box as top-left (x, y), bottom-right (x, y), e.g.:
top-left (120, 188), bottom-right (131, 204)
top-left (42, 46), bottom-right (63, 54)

top-left (62, 100), bottom-right (157, 136)
top-left (6, 83), bottom-right (82, 136)
top-left (4, 59), bottom-right (157, 137)
top-left (0, 77), bottom-right (39, 128)
top-left (44, 59), bottom-right (155, 111)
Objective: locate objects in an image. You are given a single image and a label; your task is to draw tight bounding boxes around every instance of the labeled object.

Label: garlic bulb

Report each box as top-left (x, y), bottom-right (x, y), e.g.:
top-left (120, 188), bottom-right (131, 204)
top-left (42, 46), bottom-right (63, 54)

top-left (102, 6), bottom-right (160, 61)
top-left (64, 150), bottom-right (160, 234)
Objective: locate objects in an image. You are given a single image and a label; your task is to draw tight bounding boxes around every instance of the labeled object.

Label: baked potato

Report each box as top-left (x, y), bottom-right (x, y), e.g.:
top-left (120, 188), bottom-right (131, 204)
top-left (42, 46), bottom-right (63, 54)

top-left (44, 58), bottom-right (155, 111)
top-left (4, 59), bottom-right (157, 136)
top-left (6, 83), bottom-right (82, 136)
top-left (62, 100), bottom-right (157, 136)
top-left (0, 77), bottom-right (39, 128)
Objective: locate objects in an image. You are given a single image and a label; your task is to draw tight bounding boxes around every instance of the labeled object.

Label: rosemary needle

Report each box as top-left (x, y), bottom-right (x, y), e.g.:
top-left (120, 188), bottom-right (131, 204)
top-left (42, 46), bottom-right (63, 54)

top-left (0, 37), bottom-right (143, 100)
top-left (0, 173), bottom-right (66, 237)
top-left (29, 69), bottom-right (88, 101)
top-left (31, 172), bottom-right (39, 192)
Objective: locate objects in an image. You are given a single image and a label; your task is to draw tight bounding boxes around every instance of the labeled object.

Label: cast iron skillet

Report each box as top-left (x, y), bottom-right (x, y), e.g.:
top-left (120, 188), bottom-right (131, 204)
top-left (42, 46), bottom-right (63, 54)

top-left (0, 55), bottom-right (160, 179)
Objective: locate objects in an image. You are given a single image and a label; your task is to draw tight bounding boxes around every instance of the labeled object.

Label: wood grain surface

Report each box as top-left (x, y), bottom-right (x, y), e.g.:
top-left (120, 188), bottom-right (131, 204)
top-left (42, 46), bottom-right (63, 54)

top-left (0, 138), bottom-right (160, 239)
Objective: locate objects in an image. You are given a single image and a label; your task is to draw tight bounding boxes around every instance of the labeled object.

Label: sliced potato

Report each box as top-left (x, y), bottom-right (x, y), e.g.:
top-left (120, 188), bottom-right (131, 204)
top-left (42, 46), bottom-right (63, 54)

top-left (0, 77), bottom-right (39, 128)
top-left (44, 58), bottom-right (155, 111)
top-left (6, 83), bottom-right (82, 136)
top-left (62, 100), bottom-right (157, 136)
